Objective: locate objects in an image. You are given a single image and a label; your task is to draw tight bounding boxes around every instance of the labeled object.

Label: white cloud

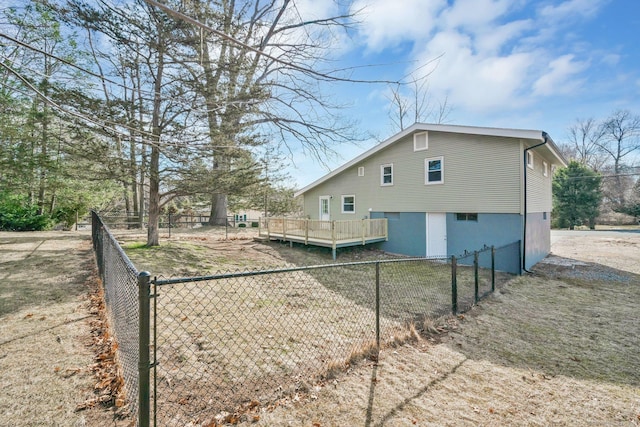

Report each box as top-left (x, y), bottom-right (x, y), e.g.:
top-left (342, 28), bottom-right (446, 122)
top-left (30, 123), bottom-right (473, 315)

top-left (350, 0), bottom-right (447, 50)
top-left (346, 0), bottom-right (611, 119)
top-left (474, 19), bottom-right (534, 54)
top-left (533, 54), bottom-right (588, 96)
top-left (441, 0), bottom-right (512, 29)
top-left (601, 53), bottom-right (620, 66)
top-left (416, 31), bottom-right (537, 111)
top-left (539, 0), bottom-right (606, 22)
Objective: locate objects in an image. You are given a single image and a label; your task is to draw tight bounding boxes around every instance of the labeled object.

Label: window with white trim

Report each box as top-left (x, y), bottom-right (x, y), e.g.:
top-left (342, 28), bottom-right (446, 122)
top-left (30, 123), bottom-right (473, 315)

top-left (527, 151), bottom-right (534, 169)
top-left (358, 166), bottom-right (364, 177)
top-left (414, 132), bottom-right (428, 151)
top-left (425, 157), bottom-right (444, 184)
top-left (543, 161), bottom-right (548, 177)
top-left (381, 163), bottom-right (393, 186)
top-left (341, 195), bottom-right (355, 213)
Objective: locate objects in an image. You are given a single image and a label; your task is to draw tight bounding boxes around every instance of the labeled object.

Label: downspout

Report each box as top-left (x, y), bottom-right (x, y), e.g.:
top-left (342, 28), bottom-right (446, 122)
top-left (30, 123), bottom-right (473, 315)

top-left (522, 132), bottom-right (549, 273)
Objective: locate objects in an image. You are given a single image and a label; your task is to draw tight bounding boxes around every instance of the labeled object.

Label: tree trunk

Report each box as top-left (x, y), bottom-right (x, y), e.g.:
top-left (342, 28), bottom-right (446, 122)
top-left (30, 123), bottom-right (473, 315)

top-left (147, 145), bottom-right (160, 246)
top-left (209, 193), bottom-right (227, 226)
top-left (146, 30), bottom-right (165, 246)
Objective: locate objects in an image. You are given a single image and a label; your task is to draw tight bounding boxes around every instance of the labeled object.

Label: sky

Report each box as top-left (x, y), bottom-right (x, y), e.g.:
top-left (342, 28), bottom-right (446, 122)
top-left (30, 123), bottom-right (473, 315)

top-left (286, 0), bottom-right (640, 188)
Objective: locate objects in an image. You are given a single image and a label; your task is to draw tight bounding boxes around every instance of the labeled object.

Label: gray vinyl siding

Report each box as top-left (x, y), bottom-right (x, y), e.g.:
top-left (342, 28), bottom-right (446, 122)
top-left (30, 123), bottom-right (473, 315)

top-left (302, 131), bottom-right (523, 219)
top-left (525, 212), bottom-right (550, 269)
top-left (526, 150), bottom-right (553, 213)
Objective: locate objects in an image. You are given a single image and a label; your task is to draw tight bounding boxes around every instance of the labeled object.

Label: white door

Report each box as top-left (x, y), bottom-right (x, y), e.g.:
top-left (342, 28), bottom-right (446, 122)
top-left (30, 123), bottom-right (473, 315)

top-left (426, 213), bottom-right (447, 257)
top-left (319, 196), bottom-right (331, 221)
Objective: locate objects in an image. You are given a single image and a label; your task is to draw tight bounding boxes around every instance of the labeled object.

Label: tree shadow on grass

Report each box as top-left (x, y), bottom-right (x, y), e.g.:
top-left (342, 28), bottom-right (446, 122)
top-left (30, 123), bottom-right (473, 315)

top-left (0, 234), bottom-right (93, 317)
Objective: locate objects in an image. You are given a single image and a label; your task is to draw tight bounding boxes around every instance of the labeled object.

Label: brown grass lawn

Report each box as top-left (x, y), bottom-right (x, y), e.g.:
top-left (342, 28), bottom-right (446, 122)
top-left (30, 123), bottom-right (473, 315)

top-left (229, 237), bottom-right (640, 426)
top-left (0, 231), bottom-right (122, 427)
top-left (1, 227), bottom-right (639, 426)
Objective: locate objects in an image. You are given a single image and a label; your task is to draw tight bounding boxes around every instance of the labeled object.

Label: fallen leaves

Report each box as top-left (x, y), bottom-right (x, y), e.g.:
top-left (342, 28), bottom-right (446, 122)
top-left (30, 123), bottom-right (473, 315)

top-left (74, 275), bottom-right (129, 418)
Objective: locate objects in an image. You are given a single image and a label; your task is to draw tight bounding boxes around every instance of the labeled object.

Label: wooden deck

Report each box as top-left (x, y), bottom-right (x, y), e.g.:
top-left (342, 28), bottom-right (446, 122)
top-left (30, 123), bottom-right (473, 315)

top-left (258, 218), bottom-right (388, 259)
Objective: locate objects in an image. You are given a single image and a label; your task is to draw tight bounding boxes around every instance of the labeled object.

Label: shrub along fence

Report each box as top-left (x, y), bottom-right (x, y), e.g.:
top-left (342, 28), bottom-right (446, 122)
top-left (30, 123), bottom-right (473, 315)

top-left (91, 212), bottom-right (519, 426)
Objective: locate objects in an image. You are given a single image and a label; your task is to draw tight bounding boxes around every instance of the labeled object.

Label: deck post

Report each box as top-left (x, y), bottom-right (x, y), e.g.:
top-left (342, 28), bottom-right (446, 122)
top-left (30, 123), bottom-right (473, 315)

top-left (332, 221), bottom-right (337, 260)
top-left (361, 219), bottom-right (366, 244)
top-left (282, 218), bottom-right (286, 241)
top-left (305, 219), bottom-right (309, 245)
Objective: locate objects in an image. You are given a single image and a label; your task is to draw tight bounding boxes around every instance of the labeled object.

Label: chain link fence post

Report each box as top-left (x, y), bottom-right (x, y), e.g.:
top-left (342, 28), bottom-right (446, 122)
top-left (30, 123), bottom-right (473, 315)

top-left (375, 262), bottom-right (380, 351)
top-left (451, 255), bottom-right (457, 314)
top-left (491, 246), bottom-right (496, 292)
top-left (474, 251), bottom-right (479, 303)
top-left (138, 271), bottom-right (151, 427)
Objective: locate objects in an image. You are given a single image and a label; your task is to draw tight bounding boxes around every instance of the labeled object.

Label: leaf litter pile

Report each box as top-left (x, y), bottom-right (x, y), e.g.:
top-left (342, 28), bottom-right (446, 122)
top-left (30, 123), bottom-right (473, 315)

top-left (75, 274), bottom-right (129, 416)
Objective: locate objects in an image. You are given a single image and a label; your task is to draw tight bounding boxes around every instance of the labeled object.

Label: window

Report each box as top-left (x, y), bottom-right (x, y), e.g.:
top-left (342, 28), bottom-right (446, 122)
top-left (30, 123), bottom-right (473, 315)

top-left (543, 212), bottom-right (547, 220)
top-left (381, 163), bottom-right (393, 186)
top-left (358, 166), bottom-right (365, 177)
top-left (425, 157), bottom-right (444, 184)
top-left (456, 213), bottom-right (478, 221)
top-left (414, 132), bottom-right (428, 151)
top-left (543, 161), bottom-right (548, 177)
top-left (527, 151), bottom-right (534, 169)
top-left (341, 195), bottom-right (355, 214)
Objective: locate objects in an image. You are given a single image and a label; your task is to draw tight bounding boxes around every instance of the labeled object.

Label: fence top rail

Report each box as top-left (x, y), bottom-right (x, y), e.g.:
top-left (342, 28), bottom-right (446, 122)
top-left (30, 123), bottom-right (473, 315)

top-left (454, 240), bottom-right (519, 259)
top-left (152, 256), bottom-right (447, 286)
top-left (92, 211), bottom-right (139, 275)
top-left (264, 217), bottom-right (386, 222)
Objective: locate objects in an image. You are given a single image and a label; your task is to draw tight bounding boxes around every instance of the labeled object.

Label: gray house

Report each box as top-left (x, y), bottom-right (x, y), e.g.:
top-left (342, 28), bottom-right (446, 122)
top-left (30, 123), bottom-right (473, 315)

top-left (294, 123), bottom-right (567, 272)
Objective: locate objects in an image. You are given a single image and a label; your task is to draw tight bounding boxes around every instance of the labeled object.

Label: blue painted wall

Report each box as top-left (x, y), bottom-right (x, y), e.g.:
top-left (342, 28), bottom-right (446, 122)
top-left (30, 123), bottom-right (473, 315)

top-left (447, 213), bottom-right (523, 274)
top-left (446, 213), bottom-right (521, 255)
top-left (370, 212), bottom-right (426, 257)
top-left (370, 211), bottom-right (528, 274)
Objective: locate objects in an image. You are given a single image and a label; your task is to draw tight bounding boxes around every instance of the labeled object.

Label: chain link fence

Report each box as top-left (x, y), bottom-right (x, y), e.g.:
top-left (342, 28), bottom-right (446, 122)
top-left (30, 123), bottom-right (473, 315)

top-left (91, 211), bottom-right (141, 420)
top-left (149, 249), bottom-right (517, 425)
top-left (453, 241), bottom-right (521, 313)
top-left (96, 211), bottom-right (256, 232)
top-left (90, 212), bottom-right (521, 426)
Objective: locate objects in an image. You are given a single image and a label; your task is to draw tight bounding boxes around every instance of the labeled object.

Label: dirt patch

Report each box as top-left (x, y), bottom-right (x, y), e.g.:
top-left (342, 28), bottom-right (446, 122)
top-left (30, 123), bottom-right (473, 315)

top-left (549, 231), bottom-right (640, 274)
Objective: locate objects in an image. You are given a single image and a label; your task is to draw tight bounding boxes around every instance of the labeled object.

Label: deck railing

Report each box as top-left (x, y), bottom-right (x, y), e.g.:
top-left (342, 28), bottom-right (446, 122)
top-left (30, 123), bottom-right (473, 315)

top-left (259, 217), bottom-right (388, 249)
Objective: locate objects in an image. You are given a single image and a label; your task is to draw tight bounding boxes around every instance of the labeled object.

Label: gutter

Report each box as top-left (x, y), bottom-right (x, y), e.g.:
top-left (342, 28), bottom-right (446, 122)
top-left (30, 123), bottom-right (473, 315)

top-left (522, 132), bottom-right (549, 273)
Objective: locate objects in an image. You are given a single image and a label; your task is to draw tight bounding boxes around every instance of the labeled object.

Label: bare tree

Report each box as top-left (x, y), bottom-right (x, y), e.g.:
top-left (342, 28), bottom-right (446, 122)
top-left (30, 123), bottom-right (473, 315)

top-left (562, 118), bottom-right (607, 170)
top-left (387, 76), bottom-right (452, 131)
top-left (597, 110), bottom-right (640, 208)
top-left (32, 0), bottom-right (407, 244)
top-left (162, 0), bottom-right (368, 225)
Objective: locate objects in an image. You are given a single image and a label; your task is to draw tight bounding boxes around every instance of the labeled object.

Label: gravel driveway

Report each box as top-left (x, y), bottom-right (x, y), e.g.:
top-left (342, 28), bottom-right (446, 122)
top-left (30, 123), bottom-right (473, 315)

top-left (547, 229), bottom-right (640, 275)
